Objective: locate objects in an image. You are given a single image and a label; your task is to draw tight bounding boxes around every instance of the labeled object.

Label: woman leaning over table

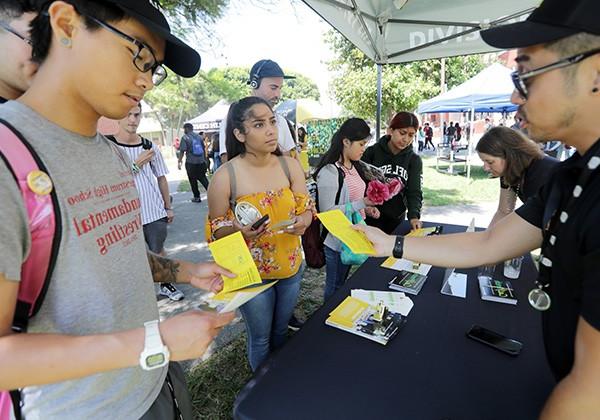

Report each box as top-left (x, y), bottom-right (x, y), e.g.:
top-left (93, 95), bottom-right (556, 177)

top-left (476, 126), bottom-right (558, 228)
top-left (207, 97), bottom-right (312, 371)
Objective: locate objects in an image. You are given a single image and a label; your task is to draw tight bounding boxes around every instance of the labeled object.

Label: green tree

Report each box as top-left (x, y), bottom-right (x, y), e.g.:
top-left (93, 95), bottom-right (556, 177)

top-left (325, 30), bottom-right (486, 120)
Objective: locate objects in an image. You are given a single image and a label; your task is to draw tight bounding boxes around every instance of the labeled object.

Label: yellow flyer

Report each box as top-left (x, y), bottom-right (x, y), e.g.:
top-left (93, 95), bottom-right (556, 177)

top-left (317, 210), bottom-right (375, 255)
top-left (208, 231), bottom-right (262, 298)
top-left (299, 150), bottom-right (310, 172)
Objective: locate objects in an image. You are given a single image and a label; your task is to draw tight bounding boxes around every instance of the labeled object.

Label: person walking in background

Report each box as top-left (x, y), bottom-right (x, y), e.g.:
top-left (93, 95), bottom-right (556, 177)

top-left (211, 132), bottom-right (221, 171)
top-left (314, 118), bottom-right (380, 301)
top-left (178, 122), bottom-right (209, 202)
top-left (416, 126), bottom-right (425, 152)
top-left (362, 112), bottom-right (423, 233)
top-left (423, 122), bottom-right (433, 151)
top-left (207, 97), bottom-right (312, 370)
top-left (477, 126), bottom-right (558, 227)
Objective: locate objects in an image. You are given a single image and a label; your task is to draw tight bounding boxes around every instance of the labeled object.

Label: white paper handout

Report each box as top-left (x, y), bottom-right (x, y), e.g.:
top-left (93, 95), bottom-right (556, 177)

top-left (381, 257), bottom-right (432, 276)
top-left (350, 289), bottom-right (414, 316)
top-left (202, 281), bottom-right (277, 313)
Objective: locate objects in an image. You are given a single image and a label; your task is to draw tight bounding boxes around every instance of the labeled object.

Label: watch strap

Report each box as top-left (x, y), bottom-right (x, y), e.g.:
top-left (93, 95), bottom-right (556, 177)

top-left (393, 235), bottom-right (405, 259)
top-left (144, 320), bottom-right (163, 349)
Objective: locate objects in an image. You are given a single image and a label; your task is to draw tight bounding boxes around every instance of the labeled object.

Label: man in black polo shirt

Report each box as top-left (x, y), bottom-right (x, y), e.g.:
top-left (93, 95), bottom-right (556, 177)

top-left (355, 0), bottom-right (600, 417)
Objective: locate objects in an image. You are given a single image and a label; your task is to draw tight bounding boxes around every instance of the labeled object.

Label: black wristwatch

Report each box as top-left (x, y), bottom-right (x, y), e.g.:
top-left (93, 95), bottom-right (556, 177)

top-left (392, 235), bottom-right (405, 259)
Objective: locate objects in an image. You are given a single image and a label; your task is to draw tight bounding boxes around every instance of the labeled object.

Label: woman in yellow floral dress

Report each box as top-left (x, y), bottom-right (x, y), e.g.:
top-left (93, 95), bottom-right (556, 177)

top-left (207, 97), bottom-right (312, 370)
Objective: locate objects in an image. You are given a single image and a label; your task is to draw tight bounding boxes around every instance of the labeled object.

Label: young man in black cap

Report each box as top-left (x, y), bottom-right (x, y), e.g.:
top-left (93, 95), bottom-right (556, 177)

top-left (0, 0), bottom-right (37, 102)
top-left (355, 0), bottom-right (600, 416)
top-left (0, 1), bottom-right (235, 418)
top-left (218, 59), bottom-right (297, 162)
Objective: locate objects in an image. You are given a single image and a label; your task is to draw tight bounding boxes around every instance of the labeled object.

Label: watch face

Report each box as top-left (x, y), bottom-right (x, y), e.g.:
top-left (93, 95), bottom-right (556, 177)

top-left (145, 353), bottom-right (166, 367)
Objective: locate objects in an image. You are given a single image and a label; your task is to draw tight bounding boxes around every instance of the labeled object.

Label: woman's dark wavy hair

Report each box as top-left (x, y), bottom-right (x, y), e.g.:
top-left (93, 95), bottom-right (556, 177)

top-left (29, 0), bottom-right (125, 64)
top-left (0, 0), bottom-right (36, 20)
top-left (313, 117), bottom-right (371, 180)
top-left (225, 96), bottom-right (282, 160)
top-left (476, 126), bottom-right (544, 186)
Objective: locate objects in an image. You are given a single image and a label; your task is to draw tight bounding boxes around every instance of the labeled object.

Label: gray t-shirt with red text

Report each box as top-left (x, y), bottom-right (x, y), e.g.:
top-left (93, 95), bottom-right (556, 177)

top-left (0, 101), bottom-right (165, 419)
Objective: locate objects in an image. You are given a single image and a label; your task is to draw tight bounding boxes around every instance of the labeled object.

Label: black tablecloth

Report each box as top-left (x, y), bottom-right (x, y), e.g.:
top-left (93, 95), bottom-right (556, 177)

top-left (234, 222), bottom-right (556, 420)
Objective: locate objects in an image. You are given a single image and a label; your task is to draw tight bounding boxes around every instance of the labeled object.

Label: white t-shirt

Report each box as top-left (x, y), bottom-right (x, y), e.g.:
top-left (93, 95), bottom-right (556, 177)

top-left (219, 111), bottom-right (295, 157)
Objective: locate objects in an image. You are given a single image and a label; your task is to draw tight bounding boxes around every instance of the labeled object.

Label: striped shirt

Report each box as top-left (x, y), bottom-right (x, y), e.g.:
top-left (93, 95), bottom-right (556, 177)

top-left (339, 164), bottom-right (366, 218)
top-left (113, 137), bottom-right (169, 225)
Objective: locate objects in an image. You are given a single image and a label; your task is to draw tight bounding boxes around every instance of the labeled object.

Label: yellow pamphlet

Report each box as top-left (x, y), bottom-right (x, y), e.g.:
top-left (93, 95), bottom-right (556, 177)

top-left (208, 231), bottom-right (262, 298)
top-left (317, 210), bottom-right (375, 255)
top-left (328, 296), bottom-right (371, 328)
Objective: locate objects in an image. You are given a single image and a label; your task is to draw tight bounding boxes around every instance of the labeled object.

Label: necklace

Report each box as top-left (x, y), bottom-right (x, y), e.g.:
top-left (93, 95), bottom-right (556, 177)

top-left (530, 152), bottom-right (600, 311)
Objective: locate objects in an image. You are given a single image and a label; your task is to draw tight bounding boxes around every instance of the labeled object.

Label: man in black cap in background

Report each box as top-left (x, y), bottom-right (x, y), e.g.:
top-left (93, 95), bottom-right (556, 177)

top-left (0, 1), bottom-right (234, 418)
top-left (356, 0), bottom-right (600, 417)
top-left (218, 58), bottom-right (297, 163)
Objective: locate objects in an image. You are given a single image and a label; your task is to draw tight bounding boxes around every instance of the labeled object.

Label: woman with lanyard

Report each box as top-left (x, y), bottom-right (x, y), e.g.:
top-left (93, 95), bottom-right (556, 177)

top-left (476, 126), bottom-right (558, 227)
top-left (206, 97), bottom-right (312, 371)
top-left (314, 118), bottom-right (381, 301)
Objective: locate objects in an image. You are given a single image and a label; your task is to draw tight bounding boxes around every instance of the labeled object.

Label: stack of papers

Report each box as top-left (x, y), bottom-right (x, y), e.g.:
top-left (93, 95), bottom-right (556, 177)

top-left (350, 289), bottom-right (414, 316)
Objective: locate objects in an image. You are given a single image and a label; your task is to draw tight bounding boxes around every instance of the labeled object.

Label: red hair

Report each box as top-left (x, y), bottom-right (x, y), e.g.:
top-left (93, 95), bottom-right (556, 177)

top-left (389, 112), bottom-right (419, 130)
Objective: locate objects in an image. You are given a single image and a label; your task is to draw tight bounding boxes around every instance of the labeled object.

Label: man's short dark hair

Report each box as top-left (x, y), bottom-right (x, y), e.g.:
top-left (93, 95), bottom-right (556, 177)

top-left (30, 0), bottom-right (125, 64)
top-left (183, 123), bottom-right (193, 130)
top-left (0, 0), bottom-right (36, 21)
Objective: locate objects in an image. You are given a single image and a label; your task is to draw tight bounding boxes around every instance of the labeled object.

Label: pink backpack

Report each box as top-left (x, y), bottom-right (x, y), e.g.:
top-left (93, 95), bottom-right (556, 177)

top-left (0, 121), bottom-right (60, 420)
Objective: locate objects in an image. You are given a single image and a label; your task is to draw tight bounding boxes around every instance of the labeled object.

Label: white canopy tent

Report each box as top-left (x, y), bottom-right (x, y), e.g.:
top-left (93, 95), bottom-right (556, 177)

top-left (188, 99), bottom-right (231, 132)
top-left (417, 63), bottom-right (517, 114)
top-left (301, 0), bottom-right (538, 135)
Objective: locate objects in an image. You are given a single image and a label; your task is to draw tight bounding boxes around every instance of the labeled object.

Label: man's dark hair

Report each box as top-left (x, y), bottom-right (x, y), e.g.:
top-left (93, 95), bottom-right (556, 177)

top-left (30, 0), bottom-right (125, 64)
top-left (183, 123), bottom-right (193, 130)
top-left (0, 0), bottom-right (36, 21)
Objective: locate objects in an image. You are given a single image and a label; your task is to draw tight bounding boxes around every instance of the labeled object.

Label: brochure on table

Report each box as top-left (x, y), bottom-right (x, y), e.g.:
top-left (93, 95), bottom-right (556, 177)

top-left (326, 296), bottom-right (406, 345)
top-left (350, 289), bottom-right (414, 316)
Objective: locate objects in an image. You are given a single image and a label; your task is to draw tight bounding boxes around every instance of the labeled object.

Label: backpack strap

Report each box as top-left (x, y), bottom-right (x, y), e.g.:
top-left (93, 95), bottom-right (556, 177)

top-left (277, 155), bottom-right (292, 185)
top-left (225, 162), bottom-right (237, 211)
top-left (0, 120), bottom-right (61, 332)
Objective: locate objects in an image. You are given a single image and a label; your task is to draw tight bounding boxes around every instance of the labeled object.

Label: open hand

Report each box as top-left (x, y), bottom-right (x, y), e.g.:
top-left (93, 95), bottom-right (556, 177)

top-left (135, 150), bottom-right (154, 168)
top-left (284, 214), bottom-right (310, 236)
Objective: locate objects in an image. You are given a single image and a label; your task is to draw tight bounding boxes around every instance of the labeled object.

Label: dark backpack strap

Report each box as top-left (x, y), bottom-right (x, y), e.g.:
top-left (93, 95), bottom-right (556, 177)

top-left (277, 155), bottom-right (292, 186)
top-left (0, 119), bottom-right (61, 331)
top-left (225, 162), bottom-right (237, 211)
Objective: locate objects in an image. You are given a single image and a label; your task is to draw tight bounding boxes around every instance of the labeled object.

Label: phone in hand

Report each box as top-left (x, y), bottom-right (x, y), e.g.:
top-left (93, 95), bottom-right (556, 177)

top-left (466, 325), bottom-right (522, 356)
top-left (251, 214), bottom-right (270, 230)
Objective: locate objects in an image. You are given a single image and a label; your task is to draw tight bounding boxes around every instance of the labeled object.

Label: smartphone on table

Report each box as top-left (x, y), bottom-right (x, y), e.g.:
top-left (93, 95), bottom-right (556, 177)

top-left (466, 325), bottom-right (523, 356)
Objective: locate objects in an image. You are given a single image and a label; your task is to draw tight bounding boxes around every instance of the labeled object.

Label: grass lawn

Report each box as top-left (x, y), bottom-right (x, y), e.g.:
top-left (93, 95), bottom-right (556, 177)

top-left (186, 266), bottom-right (326, 419)
top-left (422, 156), bottom-right (498, 206)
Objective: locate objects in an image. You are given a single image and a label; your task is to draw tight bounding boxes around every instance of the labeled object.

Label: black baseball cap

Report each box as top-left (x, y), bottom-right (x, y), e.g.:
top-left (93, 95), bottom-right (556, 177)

top-left (481, 0), bottom-right (600, 49)
top-left (248, 59), bottom-right (295, 83)
top-left (63, 0), bottom-right (200, 77)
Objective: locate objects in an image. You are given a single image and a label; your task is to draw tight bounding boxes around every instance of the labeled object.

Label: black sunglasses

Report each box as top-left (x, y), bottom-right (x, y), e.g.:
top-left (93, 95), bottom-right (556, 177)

top-left (84, 15), bottom-right (167, 86)
top-left (511, 47), bottom-right (600, 99)
top-left (0, 20), bottom-right (32, 45)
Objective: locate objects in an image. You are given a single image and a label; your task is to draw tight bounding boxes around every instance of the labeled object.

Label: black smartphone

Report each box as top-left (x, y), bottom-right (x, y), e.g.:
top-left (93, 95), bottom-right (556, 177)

top-left (251, 214), bottom-right (269, 230)
top-left (466, 325), bottom-right (522, 356)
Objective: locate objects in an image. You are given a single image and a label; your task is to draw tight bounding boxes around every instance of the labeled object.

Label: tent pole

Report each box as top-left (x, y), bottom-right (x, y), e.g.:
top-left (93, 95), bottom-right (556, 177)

top-left (467, 106), bottom-right (474, 179)
top-left (376, 63), bottom-right (383, 139)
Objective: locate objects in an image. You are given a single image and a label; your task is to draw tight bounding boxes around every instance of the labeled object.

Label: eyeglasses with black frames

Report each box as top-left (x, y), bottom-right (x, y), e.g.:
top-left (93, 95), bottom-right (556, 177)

top-left (84, 15), bottom-right (167, 86)
top-left (0, 20), bottom-right (32, 45)
top-left (511, 47), bottom-right (600, 99)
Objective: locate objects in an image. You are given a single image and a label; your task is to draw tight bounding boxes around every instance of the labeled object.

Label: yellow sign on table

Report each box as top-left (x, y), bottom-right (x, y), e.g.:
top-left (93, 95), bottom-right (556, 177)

top-left (208, 231), bottom-right (262, 298)
top-left (317, 210), bottom-right (375, 255)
